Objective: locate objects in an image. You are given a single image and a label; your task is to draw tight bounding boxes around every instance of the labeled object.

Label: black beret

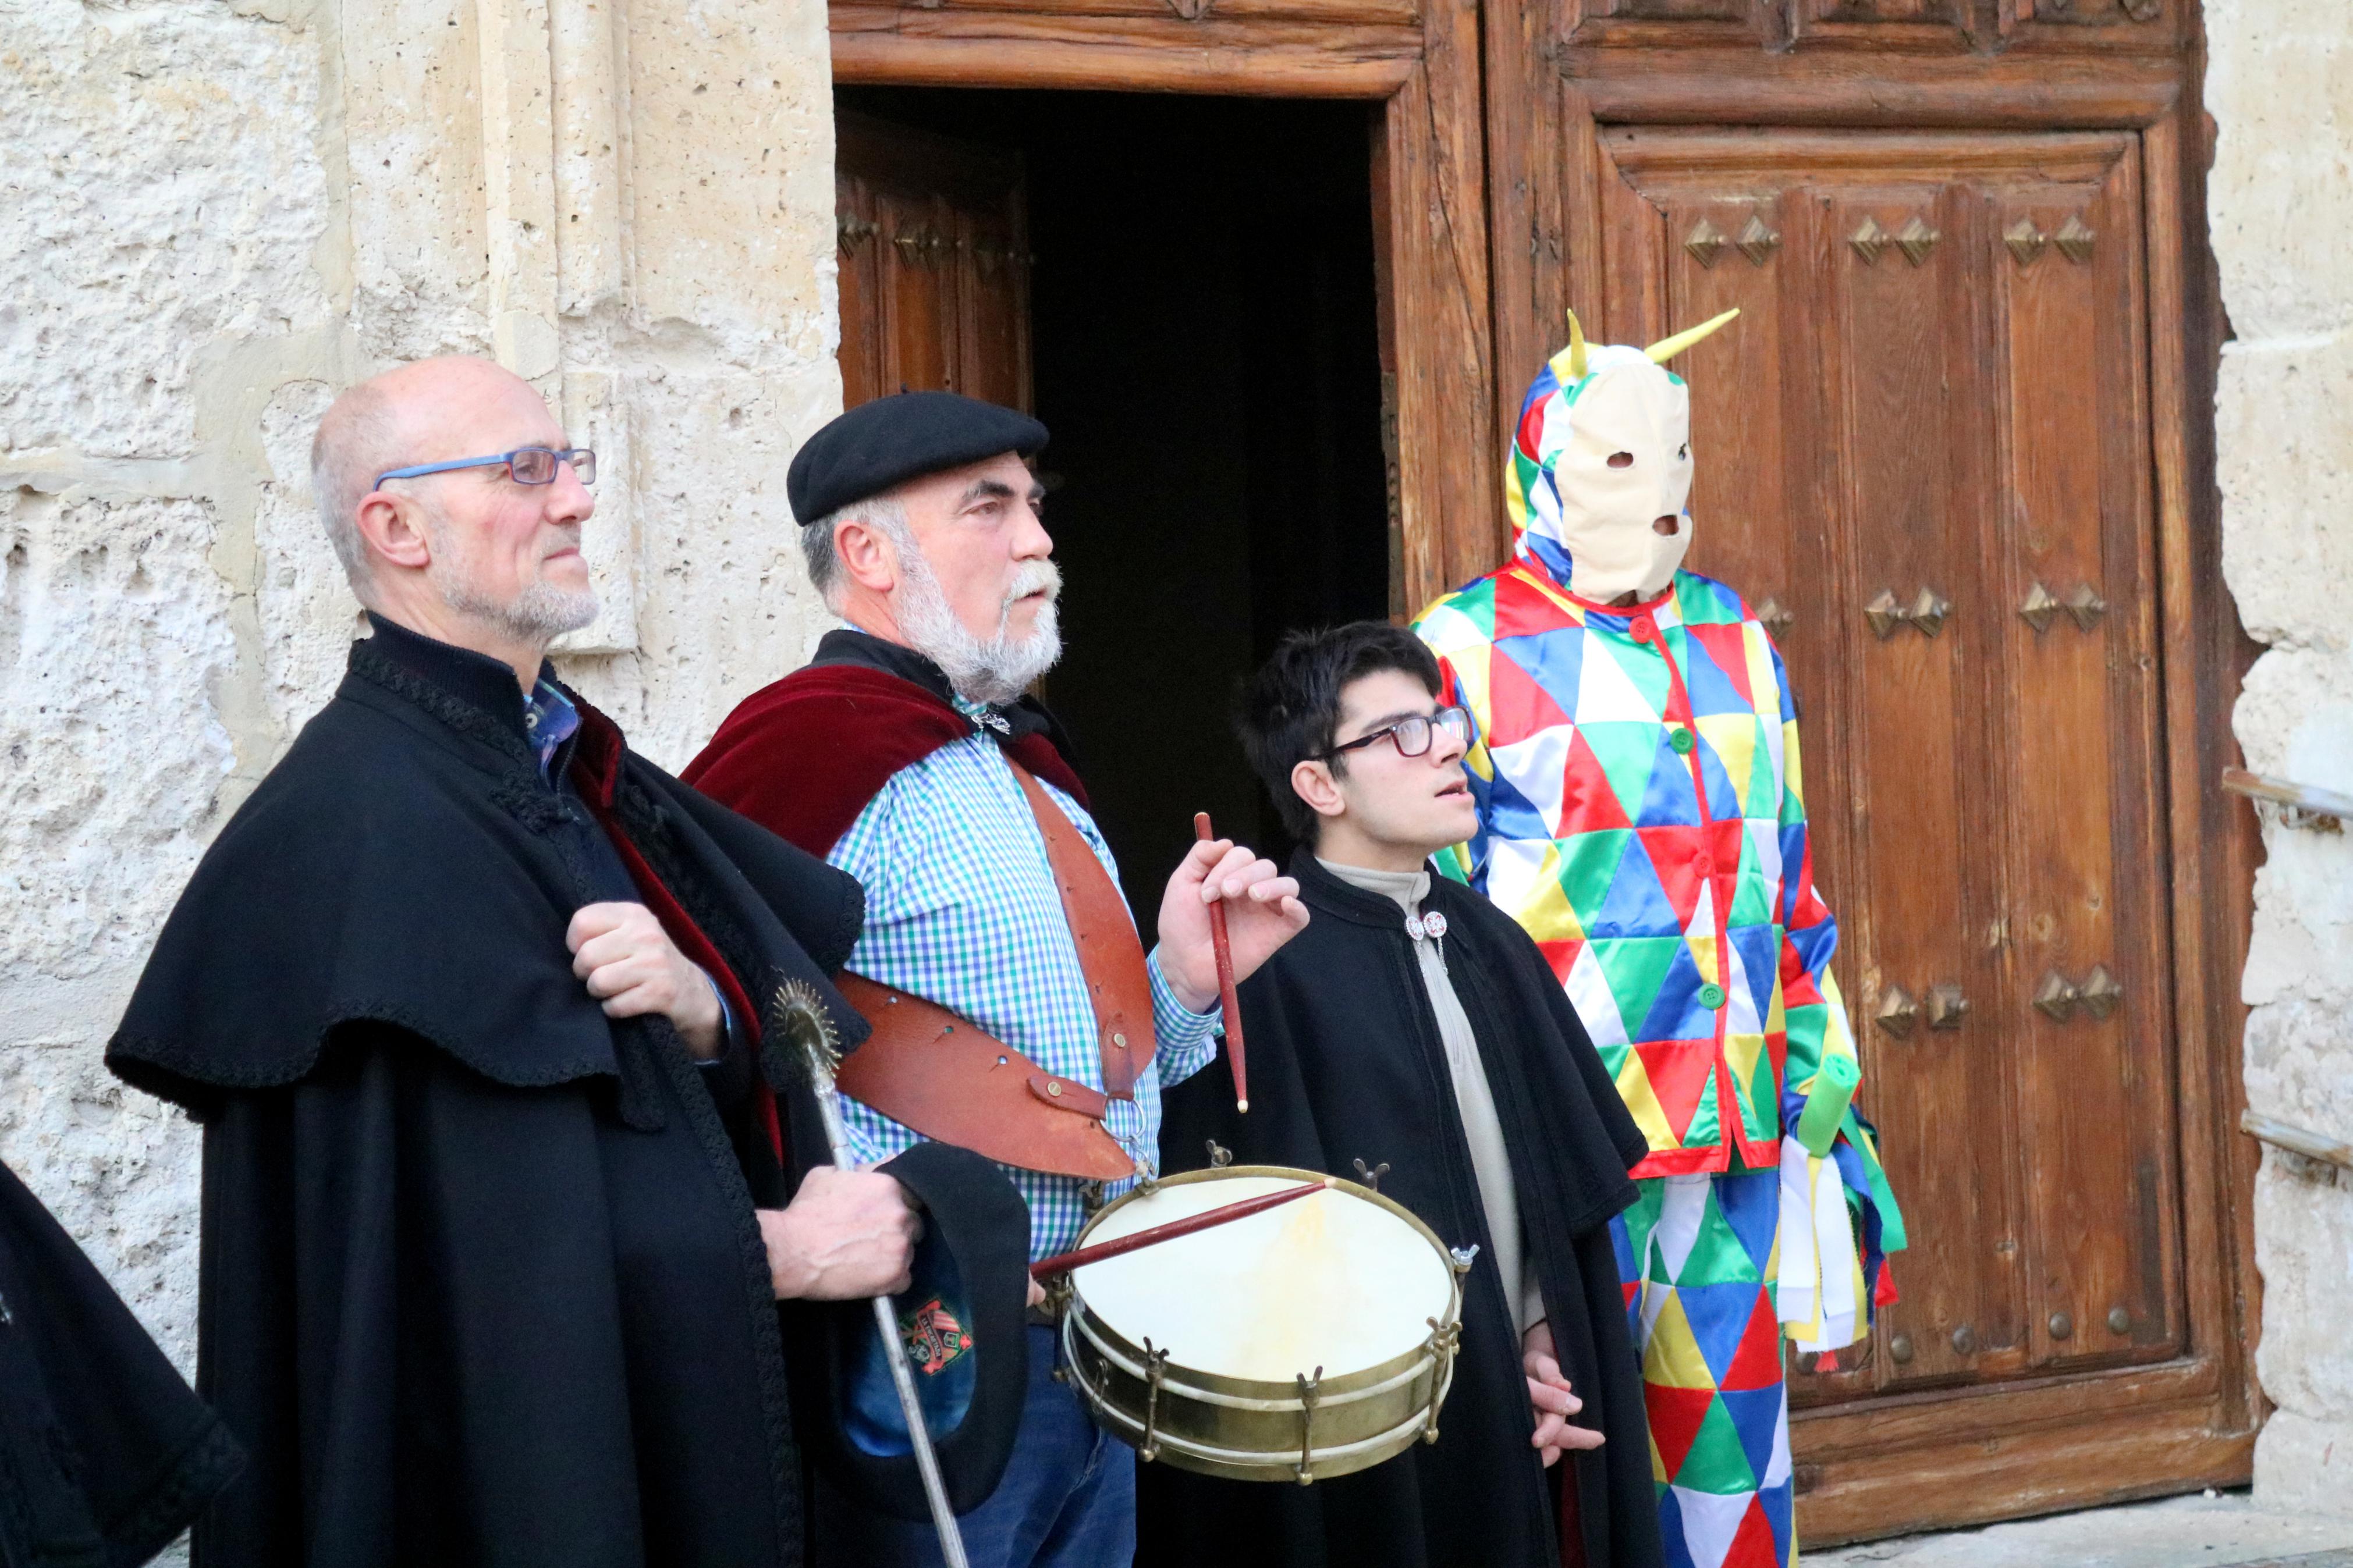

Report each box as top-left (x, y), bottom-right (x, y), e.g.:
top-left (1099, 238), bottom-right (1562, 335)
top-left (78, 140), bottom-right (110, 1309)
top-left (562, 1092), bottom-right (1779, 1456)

top-left (789, 392), bottom-right (1050, 524)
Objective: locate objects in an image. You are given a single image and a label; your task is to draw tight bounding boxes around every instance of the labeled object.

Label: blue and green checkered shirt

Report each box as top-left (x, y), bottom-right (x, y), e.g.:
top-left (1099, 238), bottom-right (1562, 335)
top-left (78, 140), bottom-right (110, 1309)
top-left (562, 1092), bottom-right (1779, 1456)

top-left (827, 699), bottom-right (1221, 1261)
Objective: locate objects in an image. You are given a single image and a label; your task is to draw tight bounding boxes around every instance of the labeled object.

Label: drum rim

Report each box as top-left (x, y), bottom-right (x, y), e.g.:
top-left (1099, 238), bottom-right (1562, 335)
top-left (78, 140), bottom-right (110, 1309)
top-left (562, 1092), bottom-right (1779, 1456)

top-left (1063, 1164), bottom-right (1465, 1402)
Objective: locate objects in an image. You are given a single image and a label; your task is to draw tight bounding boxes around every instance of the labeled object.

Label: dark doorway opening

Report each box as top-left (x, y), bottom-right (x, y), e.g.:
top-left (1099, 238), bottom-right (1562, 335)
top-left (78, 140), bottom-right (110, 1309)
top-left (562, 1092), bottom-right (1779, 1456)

top-left (835, 86), bottom-right (1392, 913)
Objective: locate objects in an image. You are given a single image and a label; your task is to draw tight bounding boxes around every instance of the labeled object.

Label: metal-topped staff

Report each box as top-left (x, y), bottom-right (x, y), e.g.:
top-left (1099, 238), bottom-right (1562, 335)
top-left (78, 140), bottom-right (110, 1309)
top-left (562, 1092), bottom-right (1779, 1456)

top-left (1193, 812), bottom-right (1251, 1113)
top-left (775, 982), bottom-right (969, 1568)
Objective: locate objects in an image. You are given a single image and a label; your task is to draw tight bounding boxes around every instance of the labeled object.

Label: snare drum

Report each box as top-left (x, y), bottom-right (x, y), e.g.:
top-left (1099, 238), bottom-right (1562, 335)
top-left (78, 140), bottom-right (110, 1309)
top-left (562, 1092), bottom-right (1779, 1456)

top-left (1057, 1165), bottom-right (1470, 1484)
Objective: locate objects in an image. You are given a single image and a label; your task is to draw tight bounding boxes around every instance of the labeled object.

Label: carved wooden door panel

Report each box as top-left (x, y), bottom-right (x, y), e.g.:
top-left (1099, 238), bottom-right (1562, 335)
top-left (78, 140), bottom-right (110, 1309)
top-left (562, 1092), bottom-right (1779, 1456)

top-left (835, 112), bottom-right (1034, 412)
top-left (1582, 126), bottom-right (2182, 1507)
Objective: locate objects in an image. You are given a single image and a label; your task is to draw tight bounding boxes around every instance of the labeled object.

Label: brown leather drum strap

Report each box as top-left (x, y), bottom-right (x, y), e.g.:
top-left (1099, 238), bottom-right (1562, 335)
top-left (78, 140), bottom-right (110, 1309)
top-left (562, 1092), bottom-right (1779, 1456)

top-left (1006, 762), bottom-right (1159, 1100)
top-left (832, 973), bottom-right (1137, 1181)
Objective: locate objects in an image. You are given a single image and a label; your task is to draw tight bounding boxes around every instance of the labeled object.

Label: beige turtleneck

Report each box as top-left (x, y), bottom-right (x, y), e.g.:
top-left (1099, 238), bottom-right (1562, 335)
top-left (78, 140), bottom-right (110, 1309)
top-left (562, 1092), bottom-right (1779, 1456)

top-left (1318, 859), bottom-right (1545, 1338)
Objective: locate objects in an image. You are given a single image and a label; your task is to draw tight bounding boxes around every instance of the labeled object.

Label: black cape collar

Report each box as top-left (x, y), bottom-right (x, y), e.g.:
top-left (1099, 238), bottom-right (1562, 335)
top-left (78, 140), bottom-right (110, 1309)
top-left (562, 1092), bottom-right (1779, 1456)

top-left (361, 611), bottom-right (548, 739)
top-left (810, 625), bottom-right (1071, 754)
top-left (1288, 846), bottom-right (1446, 929)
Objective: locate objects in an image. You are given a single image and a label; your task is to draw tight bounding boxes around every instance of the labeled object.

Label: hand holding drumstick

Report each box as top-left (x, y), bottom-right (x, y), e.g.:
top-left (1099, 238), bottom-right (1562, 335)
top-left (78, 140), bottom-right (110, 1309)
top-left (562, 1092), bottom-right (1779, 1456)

top-left (1152, 818), bottom-right (1308, 1107)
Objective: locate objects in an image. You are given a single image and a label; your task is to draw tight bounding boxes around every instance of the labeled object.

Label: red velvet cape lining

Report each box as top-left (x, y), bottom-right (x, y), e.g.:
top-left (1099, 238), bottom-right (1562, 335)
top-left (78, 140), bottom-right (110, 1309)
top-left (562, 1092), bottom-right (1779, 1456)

top-left (682, 665), bottom-right (1088, 861)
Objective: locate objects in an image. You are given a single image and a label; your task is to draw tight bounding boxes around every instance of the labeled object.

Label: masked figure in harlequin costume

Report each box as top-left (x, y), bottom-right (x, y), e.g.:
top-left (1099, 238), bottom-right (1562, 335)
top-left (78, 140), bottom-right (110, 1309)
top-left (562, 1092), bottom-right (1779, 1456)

top-left (1414, 311), bottom-right (1907, 1568)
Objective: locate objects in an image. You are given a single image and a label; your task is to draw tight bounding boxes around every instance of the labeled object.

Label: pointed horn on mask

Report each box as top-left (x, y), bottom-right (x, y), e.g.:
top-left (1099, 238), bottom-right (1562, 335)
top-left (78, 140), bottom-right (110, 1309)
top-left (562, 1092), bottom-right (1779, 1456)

top-left (1643, 307), bottom-right (1741, 364)
top-left (1546, 309), bottom-right (1590, 384)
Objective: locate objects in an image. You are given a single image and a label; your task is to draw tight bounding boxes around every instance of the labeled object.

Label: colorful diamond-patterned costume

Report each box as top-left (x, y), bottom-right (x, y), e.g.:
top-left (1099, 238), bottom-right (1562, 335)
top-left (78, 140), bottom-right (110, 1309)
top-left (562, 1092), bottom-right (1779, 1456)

top-left (1414, 317), bottom-right (1905, 1568)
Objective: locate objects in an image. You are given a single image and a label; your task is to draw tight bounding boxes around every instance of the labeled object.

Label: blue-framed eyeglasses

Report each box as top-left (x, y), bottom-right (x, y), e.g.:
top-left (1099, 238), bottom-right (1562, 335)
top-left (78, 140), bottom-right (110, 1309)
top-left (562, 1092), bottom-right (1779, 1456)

top-left (374, 447), bottom-right (595, 491)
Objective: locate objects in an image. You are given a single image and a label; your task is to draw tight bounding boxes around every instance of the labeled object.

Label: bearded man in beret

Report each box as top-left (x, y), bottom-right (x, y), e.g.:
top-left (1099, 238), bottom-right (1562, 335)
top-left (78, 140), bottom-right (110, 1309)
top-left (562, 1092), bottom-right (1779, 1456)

top-left (686, 392), bottom-right (1308, 1568)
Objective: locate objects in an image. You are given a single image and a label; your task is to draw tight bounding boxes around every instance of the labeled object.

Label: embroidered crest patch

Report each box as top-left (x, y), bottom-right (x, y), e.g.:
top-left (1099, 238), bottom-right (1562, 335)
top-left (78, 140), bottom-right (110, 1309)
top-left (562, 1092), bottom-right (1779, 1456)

top-left (899, 1297), bottom-right (975, 1376)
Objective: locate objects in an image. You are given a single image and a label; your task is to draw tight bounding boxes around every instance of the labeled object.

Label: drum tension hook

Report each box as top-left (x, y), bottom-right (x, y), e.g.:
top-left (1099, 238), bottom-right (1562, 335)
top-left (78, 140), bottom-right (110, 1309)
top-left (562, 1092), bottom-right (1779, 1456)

top-left (1352, 1158), bottom-right (1390, 1193)
top-left (1294, 1367), bottom-right (1325, 1486)
top-left (1205, 1139), bottom-right (1233, 1169)
top-left (1138, 1337), bottom-right (1172, 1464)
top-left (1422, 1317), bottom-right (1463, 1445)
top-left (1449, 1245), bottom-right (1479, 1275)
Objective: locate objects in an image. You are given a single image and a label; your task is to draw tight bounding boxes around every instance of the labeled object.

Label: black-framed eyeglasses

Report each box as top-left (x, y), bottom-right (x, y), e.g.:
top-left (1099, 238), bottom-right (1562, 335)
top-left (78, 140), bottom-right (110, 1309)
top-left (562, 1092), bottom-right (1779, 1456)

top-left (1319, 705), bottom-right (1472, 763)
top-left (374, 446), bottom-right (595, 491)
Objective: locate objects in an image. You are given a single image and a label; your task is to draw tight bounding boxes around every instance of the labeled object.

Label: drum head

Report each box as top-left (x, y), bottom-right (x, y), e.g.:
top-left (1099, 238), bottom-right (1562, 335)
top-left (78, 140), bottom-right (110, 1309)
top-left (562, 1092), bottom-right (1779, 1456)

top-left (1071, 1175), bottom-right (1455, 1384)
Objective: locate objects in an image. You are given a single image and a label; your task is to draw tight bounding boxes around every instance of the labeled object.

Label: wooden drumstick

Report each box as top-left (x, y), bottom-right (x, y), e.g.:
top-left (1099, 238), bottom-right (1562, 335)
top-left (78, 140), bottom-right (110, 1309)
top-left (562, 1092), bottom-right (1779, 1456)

top-left (1193, 812), bottom-right (1251, 1113)
top-left (1030, 1178), bottom-right (1330, 1279)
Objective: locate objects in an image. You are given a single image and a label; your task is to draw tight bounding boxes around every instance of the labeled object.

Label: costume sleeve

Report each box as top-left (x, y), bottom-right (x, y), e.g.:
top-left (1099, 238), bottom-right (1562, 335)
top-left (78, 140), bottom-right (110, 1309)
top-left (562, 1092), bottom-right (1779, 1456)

top-left (1412, 594), bottom-right (1497, 889)
top-left (1764, 639), bottom-right (1907, 1353)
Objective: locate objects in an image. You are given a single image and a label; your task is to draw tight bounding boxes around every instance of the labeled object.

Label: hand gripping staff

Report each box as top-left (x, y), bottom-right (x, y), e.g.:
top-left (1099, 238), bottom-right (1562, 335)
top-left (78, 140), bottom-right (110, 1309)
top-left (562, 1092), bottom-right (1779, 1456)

top-left (775, 982), bottom-right (970, 1568)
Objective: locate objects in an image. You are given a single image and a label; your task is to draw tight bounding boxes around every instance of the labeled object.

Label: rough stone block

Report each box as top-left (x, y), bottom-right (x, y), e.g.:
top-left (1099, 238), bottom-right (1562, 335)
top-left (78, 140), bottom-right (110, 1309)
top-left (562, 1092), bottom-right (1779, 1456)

top-left (0, 0), bottom-right (330, 457)
top-left (2205, 1), bottom-right (2353, 343)
top-left (2216, 335), bottom-right (2353, 654)
top-left (2253, 1406), bottom-right (2353, 1523)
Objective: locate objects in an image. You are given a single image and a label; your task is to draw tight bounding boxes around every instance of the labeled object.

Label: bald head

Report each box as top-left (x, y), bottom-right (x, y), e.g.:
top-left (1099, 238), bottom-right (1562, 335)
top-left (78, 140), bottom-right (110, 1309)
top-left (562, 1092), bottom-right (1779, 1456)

top-left (308, 355), bottom-right (598, 684)
top-left (311, 357), bottom-right (551, 595)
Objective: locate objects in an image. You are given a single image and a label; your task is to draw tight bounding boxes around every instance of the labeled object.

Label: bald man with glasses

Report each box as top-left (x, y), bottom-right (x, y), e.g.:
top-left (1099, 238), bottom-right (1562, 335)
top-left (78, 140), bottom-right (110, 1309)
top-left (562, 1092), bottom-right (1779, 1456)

top-left (108, 356), bottom-right (946, 1566)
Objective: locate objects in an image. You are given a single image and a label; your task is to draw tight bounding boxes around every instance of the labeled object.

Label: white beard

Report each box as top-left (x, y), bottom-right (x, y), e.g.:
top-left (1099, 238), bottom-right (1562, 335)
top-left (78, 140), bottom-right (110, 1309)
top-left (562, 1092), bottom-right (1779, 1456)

top-left (895, 549), bottom-right (1064, 707)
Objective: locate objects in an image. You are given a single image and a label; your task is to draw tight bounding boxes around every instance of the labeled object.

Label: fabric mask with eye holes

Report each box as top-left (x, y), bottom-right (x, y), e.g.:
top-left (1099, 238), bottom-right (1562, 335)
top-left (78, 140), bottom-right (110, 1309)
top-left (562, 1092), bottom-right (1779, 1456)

top-left (1506, 310), bottom-right (1738, 605)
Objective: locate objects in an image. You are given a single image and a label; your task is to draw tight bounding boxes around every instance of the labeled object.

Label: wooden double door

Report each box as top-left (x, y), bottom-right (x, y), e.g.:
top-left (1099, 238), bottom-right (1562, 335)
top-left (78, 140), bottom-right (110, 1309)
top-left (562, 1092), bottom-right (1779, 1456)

top-left (830, 0), bottom-right (2258, 1541)
top-left (1575, 126), bottom-right (2221, 1523)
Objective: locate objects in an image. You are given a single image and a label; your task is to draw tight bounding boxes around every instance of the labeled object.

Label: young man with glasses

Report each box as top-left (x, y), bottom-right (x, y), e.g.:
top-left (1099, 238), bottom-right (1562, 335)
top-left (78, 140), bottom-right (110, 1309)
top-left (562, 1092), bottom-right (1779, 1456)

top-left (1142, 621), bottom-right (1664, 1568)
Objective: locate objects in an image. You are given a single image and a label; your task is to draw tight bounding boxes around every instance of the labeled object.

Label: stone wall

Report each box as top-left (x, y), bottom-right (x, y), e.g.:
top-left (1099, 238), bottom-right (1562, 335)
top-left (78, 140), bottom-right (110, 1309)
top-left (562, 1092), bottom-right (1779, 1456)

top-left (0, 0), bottom-right (843, 1374)
top-left (2205, 0), bottom-right (2353, 1520)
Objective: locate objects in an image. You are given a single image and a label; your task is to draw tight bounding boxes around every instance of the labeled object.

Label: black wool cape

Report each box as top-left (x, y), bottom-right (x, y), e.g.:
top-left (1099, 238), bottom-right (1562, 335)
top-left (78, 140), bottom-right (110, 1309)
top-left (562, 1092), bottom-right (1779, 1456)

top-left (1142, 853), bottom-right (1665, 1568)
top-left (0, 1159), bottom-right (242, 1568)
top-left (106, 631), bottom-right (870, 1568)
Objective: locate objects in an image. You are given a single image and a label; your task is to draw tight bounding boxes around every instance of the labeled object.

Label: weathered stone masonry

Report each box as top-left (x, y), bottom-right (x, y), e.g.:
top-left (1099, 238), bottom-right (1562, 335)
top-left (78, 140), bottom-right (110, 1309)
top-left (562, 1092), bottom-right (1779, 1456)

top-left (0, 0), bottom-right (844, 1373)
top-left (2207, 0), bottom-right (2353, 1520)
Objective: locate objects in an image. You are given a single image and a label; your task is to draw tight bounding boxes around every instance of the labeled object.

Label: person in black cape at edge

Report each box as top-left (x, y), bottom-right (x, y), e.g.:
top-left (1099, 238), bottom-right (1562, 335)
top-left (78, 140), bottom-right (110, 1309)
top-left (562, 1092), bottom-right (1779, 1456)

top-left (0, 1157), bottom-right (242, 1568)
top-left (103, 355), bottom-right (1031, 1566)
top-left (1145, 623), bottom-right (1665, 1568)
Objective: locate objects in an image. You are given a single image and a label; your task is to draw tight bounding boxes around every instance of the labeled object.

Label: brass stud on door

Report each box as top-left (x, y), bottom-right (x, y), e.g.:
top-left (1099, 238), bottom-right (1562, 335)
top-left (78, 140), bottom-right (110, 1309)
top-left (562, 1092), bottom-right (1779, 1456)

top-left (1926, 983), bottom-right (1968, 1030)
top-left (1874, 984), bottom-right (1919, 1040)
top-left (1905, 587), bottom-right (1952, 638)
top-left (1850, 217), bottom-right (1890, 266)
top-left (1865, 590), bottom-right (1907, 639)
top-left (2048, 1311), bottom-right (2074, 1341)
top-left (2055, 215), bottom-right (2096, 265)
top-left (2107, 1306), bottom-right (2132, 1335)
top-left (1950, 1323), bottom-right (1977, 1356)
top-left (1684, 218), bottom-right (1727, 269)
top-left (2034, 970), bottom-right (2080, 1021)
top-left (1736, 215), bottom-right (1782, 268)
top-left (1754, 596), bottom-right (1795, 637)
top-left (2078, 964), bottom-right (2124, 1019)
top-left (1895, 216), bottom-right (1942, 267)
top-left (1889, 1332), bottom-right (1915, 1364)
top-left (2004, 218), bottom-right (2049, 269)
top-left (2020, 580), bottom-right (2060, 633)
top-left (2064, 583), bottom-right (2109, 632)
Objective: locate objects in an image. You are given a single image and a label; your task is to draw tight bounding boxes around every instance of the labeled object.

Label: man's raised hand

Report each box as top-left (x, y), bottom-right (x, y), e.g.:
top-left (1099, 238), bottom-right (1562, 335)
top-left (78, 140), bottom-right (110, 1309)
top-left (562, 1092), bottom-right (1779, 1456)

top-left (566, 901), bottom-right (725, 1060)
top-left (1155, 838), bottom-right (1310, 1014)
top-left (759, 1168), bottom-right (922, 1300)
